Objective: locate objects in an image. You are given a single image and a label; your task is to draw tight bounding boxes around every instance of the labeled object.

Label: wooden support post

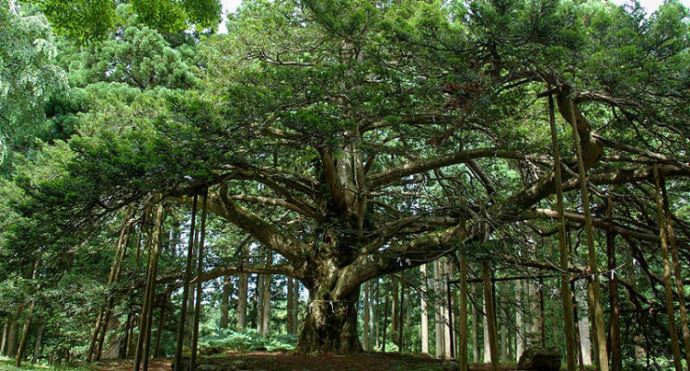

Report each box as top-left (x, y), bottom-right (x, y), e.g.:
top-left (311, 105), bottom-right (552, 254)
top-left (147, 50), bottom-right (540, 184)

top-left (135, 203), bottom-right (164, 371)
top-left (446, 275), bottom-right (454, 359)
top-left (606, 196), bottom-right (622, 371)
top-left (481, 260), bottom-right (499, 371)
top-left (568, 99), bottom-right (608, 371)
top-left (459, 255), bottom-right (469, 371)
top-left (548, 90), bottom-right (577, 371)
top-left (174, 194), bottom-right (198, 371)
top-left (191, 190), bottom-right (209, 370)
top-left (661, 176), bottom-right (690, 367)
top-left (653, 165), bottom-right (683, 371)
top-left (382, 291), bottom-right (389, 352)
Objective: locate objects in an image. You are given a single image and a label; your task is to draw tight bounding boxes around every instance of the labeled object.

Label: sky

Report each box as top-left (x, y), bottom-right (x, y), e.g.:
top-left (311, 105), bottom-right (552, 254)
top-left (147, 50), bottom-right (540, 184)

top-left (218, 0), bottom-right (689, 33)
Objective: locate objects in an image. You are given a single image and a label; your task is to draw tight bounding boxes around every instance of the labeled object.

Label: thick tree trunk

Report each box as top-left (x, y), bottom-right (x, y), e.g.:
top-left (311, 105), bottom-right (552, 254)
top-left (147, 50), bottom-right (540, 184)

top-left (236, 272), bottom-right (249, 331)
top-left (297, 288), bottom-right (362, 354)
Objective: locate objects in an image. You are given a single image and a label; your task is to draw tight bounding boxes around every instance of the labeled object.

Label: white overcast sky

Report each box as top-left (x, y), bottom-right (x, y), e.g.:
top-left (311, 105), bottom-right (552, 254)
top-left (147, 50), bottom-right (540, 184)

top-left (219, 0), bottom-right (689, 33)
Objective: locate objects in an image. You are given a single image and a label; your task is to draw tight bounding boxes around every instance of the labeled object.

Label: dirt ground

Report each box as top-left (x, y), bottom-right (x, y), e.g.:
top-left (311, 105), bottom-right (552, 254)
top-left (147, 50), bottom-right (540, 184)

top-left (93, 353), bottom-right (521, 371)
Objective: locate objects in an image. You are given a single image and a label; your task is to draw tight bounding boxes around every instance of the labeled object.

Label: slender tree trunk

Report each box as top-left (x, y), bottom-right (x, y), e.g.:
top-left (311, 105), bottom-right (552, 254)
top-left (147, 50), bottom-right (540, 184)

top-left (653, 165), bottom-right (683, 371)
top-left (458, 256), bottom-right (469, 371)
top-left (287, 277), bottom-right (297, 335)
top-left (88, 209), bottom-right (133, 361)
top-left (362, 281), bottom-right (370, 350)
top-left (174, 194), bottom-right (198, 371)
top-left (661, 176), bottom-right (690, 367)
top-left (398, 272), bottom-right (405, 352)
top-left (515, 280), bottom-right (525, 360)
top-left (481, 261), bottom-right (499, 371)
top-left (220, 275), bottom-right (232, 329)
top-left (444, 260), bottom-right (454, 359)
top-left (420, 264), bottom-right (430, 354)
top-left (15, 300), bottom-right (35, 367)
top-left (434, 260), bottom-right (445, 358)
top-left (568, 100), bottom-right (608, 371)
top-left (471, 287), bottom-right (479, 363)
top-left (483, 299), bottom-right (491, 364)
top-left (260, 252), bottom-right (272, 336)
top-left (236, 271), bottom-right (249, 332)
top-left (391, 276), bottom-right (399, 342)
top-left (374, 279), bottom-right (380, 350)
top-left (575, 282), bottom-right (592, 367)
top-left (382, 290), bottom-right (389, 352)
top-left (606, 197), bottom-right (622, 371)
top-left (135, 203), bottom-right (165, 371)
top-left (32, 322), bottom-right (43, 363)
top-left (526, 279), bottom-right (543, 348)
top-left (1, 321), bottom-right (8, 355)
top-left (6, 311), bottom-right (21, 358)
top-left (191, 191), bottom-right (209, 370)
top-left (153, 296), bottom-right (166, 358)
top-left (121, 310), bottom-right (132, 359)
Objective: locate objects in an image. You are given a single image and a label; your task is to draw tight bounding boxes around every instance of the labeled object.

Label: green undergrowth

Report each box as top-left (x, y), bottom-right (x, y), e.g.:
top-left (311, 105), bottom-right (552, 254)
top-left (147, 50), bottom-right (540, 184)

top-left (0, 356), bottom-right (89, 371)
top-left (199, 328), bottom-right (297, 354)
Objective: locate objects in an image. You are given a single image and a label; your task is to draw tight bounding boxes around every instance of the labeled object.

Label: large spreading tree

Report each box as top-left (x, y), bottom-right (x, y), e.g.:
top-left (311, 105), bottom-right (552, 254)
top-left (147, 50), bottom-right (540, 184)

top-left (2, 0), bottom-right (690, 357)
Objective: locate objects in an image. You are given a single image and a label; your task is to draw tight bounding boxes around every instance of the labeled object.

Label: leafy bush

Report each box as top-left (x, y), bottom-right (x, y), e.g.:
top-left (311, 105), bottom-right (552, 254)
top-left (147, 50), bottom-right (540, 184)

top-left (199, 328), bottom-right (296, 353)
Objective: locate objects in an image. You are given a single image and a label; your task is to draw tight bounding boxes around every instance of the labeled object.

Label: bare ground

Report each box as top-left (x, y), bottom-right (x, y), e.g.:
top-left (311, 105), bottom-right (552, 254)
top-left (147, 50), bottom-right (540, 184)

top-left (93, 352), bottom-right (521, 371)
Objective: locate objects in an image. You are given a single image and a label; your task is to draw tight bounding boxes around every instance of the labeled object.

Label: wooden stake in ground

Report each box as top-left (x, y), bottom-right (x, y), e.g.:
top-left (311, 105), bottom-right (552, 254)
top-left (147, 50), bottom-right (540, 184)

top-left (191, 190), bottom-right (209, 370)
top-left (653, 165), bottom-right (683, 371)
top-left (547, 93), bottom-right (577, 371)
top-left (567, 99), bottom-right (608, 371)
top-left (661, 175), bottom-right (690, 367)
top-left (481, 260), bottom-right (499, 371)
top-left (174, 193), bottom-right (198, 371)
